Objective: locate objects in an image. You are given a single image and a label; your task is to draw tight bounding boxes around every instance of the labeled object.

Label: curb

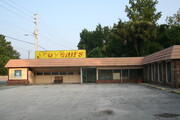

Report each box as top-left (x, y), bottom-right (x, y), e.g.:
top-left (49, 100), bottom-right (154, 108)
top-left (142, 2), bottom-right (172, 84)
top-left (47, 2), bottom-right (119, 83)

top-left (170, 90), bottom-right (180, 94)
top-left (140, 83), bottom-right (180, 94)
top-left (140, 83), bottom-right (165, 91)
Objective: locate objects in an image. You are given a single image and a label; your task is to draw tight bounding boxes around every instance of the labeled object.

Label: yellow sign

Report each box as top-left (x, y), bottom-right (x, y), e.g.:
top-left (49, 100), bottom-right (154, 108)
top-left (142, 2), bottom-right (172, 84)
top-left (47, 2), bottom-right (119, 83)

top-left (35, 50), bottom-right (86, 59)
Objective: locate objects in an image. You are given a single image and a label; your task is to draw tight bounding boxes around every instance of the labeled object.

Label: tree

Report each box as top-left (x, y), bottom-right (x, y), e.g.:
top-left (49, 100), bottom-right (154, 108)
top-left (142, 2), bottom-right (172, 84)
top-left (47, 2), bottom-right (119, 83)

top-left (77, 0), bottom-right (180, 58)
top-left (125, 0), bottom-right (161, 23)
top-left (166, 8), bottom-right (180, 26)
top-left (156, 24), bottom-right (180, 48)
top-left (107, 20), bottom-right (135, 57)
top-left (77, 24), bottom-right (111, 57)
top-left (124, 0), bottom-right (162, 56)
top-left (0, 34), bottom-right (20, 75)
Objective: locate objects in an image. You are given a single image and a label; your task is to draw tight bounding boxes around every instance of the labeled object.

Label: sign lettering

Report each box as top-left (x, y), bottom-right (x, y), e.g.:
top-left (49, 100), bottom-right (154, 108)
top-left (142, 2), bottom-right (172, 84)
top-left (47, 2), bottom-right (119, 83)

top-left (35, 50), bottom-right (86, 59)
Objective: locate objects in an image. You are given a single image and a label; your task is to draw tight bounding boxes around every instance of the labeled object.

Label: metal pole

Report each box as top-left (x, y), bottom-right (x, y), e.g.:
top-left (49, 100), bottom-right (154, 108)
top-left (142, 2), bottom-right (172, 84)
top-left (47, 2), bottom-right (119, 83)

top-left (28, 50), bottom-right (30, 59)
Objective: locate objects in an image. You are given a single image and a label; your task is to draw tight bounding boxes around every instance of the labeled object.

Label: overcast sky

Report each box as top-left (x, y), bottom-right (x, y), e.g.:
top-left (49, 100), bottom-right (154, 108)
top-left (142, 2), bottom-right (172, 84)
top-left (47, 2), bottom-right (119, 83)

top-left (0, 0), bottom-right (179, 59)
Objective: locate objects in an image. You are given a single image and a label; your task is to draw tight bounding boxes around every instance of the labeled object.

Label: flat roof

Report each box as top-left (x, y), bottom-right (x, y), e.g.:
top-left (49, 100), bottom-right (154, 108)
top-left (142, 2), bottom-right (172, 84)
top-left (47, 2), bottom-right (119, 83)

top-left (5, 57), bottom-right (144, 68)
top-left (5, 45), bottom-right (180, 68)
top-left (143, 45), bottom-right (180, 64)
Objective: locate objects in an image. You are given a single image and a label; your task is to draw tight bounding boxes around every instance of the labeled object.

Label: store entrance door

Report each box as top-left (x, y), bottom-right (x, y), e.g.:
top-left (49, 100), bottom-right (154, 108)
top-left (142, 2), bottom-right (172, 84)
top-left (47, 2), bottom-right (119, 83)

top-left (82, 68), bottom-right (96, 83)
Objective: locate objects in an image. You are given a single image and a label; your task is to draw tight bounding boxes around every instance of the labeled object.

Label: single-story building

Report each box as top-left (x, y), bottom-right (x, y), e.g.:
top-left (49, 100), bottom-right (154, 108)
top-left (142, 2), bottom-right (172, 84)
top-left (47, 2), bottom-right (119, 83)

top-left (143, 45), bottom-right (180, 88)
top-left (5, 45), bottom-right (180, 88)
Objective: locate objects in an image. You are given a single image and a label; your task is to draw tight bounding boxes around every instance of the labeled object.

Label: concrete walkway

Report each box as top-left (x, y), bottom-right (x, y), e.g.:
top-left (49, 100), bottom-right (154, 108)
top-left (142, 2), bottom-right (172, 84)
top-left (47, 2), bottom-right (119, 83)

top-left (140, 83), bottom-right (180, 94)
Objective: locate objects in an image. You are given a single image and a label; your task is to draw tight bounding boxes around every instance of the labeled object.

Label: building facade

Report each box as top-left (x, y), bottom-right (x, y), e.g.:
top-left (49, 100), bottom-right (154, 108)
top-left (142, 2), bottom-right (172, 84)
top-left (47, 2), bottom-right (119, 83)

top-left (5, 45), bottom-right (180, 88)
top-left (143, 45), bottom-right (180, 88)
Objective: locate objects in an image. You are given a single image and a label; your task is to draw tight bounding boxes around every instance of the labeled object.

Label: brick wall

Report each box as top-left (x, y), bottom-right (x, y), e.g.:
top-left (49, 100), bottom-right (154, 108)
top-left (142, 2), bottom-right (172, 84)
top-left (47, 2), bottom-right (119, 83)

top-left (172, 60), bottom-right (180, 88)
top-left (7, 80), bottom-right (29, 85)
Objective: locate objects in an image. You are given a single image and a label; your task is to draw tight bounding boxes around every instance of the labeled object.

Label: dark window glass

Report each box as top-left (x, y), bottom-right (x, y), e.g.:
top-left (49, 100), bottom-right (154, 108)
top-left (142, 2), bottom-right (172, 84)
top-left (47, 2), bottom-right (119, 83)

top-left (68, 72), bottom-right (74, 75)
top-left (44, 72), bottom-right (51, 75)
top-left (60, 72), bottom-right (66, 75)
top-left (151, 64), bottom-right (155, 81)
top-left (129, 69), bottom-right (138, 79)
top-left (98, 70), bottom-right (113, 80)
top-left (158, 63), bottom-right (162, 81)
top-left (52, 72), bottom-right (59, 75)
top-left (166, 62), bottom-right (171, 82)
top-left (36, 72), bottom-right (43, 75)
top-left (122, 69), bottom-right (128, 79)
top-left (14, 70), bottom-right (22, 78)
top-left (114, 69), bottom-right (121, 73)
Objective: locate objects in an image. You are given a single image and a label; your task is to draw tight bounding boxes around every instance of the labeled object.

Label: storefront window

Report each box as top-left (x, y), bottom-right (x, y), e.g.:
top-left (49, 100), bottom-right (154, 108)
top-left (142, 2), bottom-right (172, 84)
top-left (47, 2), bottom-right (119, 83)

top-left (98, 70), bottom-right (113, 80)
top-left (44, 72), bottom-right (51, 75)
top-left (67, 72), bottom-right (74, 75)
top-left (14, 70), bottom-right (22, 78)
top-left (36, 72), bottom-right (43, 75)
top-left (60, 72), bottom-right (66, 75)
top-left (122, 69), bottom-right (128, 80)
top-left (113, 69), bottom-right (121, 80)
top-left (52, 72), bottom-right (59, 75)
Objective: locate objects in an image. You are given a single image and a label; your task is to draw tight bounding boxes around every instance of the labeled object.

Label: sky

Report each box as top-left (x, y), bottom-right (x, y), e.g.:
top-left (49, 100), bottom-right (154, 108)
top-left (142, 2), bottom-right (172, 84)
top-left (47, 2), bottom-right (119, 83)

top-left (0, 0), bottom-right (179, 59)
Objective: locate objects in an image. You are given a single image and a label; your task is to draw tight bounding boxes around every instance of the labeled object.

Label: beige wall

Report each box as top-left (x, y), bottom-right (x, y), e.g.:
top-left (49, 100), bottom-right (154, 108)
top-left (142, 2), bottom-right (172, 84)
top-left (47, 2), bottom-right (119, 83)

top-left (34, 75), bottom-right (80, 84)
top-left (9, 68), bottom-right (28, 80)
top-left (63, 75), bottom-right (80, 83)
top-left (31, 67), bottom-right (81, 84)
top-left (28, 71), bottom-right (35, 84)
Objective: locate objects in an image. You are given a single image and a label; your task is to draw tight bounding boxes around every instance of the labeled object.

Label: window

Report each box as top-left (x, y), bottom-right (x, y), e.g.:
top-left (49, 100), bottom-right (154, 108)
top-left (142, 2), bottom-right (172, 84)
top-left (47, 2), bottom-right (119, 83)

top-left (98, 69), bottom-right (142, 81)
top-left (14, 70), bottom-right (22, 78)
top-left (154, 64), bottom-right (156, 81)
top-left (114, 69), bottom-right (121, 73)
top-left (52, 72), bottom-right (59, 75)
top-left (113, 69), bottom-right (121, 80)
top-left (44, 72), bottom-right (51, 75)
top-left (36, 72), bottom-right (43, 75)
top-left (158, 63), bottom-right (162, 81)
top-left (60, 72), bottom-right (66, 75)
top-left (147, 65), bottom-right (150, 81)
top-left (98, 70), bottom-right (113, 80)
top-left (122, 69), bottom-right (128, 80)
top-left (129, 69), bottom-right (138, 79)
top-left (67, 72), bottom-right (74, 75)
top-left (151, 64), bottom-right (155, 81)
top-left (166, 61), bottom-right (171, 82)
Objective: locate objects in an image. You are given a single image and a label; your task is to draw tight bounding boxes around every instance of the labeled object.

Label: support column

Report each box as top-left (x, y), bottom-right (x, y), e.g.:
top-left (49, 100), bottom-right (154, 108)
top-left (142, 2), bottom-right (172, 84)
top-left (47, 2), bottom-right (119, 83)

top-left (96, 69), bottom-right (98, 81)
top-left (80, 67), bottom-right (83, 84)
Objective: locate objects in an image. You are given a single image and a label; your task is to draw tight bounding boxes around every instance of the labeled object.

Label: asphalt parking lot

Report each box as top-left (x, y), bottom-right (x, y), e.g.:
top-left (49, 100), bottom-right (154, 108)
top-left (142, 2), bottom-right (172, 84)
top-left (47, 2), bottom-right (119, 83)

top-left (0, 84), bottom-right (180, 120)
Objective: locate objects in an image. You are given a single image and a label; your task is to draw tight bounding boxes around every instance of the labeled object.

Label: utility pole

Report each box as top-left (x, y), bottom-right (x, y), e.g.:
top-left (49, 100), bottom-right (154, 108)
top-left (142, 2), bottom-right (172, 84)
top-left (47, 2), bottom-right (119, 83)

top-left (27, 50), bottom-right (31, 59)
top-left (34, 13), bottom-right (39, 51)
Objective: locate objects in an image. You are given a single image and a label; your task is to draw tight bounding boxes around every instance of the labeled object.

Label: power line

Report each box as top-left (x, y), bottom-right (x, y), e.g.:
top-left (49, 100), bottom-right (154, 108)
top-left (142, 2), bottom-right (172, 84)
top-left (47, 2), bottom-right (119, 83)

top-left (39, 19), bottom-right (75, 47)
top-left (1, 0), bottom-right (77, 50)
top-left (1, 0), bottom-right (34, 19)
top-left (0, 18), bottom-right (32, 33)
top-left (24, 33), bottom-right (61, 50)
top-left (0, 4), bottom-right (33, 23)
top-left (39, 33), bottom-right (73, 50)
top-left (38, 34), bottom-right (64, 49)
top-left (38, 25), bottom-right (75, 49)
top-left (5, 36), bottom-right (47, 50)
top-left (8, 0), bottom-right (34, 16)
